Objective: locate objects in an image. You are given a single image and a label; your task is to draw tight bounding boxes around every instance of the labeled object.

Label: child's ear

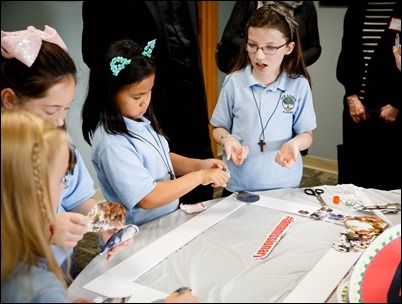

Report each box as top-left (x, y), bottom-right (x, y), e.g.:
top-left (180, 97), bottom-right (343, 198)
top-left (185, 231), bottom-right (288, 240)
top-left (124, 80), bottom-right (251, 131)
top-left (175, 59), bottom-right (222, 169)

top-left (285, 42), bottom-right (295, 55)
top-left (1, 88), bottom-right (18, 109)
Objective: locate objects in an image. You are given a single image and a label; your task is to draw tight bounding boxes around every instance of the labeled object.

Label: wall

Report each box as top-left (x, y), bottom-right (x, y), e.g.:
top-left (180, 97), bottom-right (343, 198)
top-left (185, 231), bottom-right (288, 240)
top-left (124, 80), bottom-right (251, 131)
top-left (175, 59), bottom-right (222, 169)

top-left (1, 1), bottom-right (94, 184)
top-left (2, 1), bottom-right (347, 189)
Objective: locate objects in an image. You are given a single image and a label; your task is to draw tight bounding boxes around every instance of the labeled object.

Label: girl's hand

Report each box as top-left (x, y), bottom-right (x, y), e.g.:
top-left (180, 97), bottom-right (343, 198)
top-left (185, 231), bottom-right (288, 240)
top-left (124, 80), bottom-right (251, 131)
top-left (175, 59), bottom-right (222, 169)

top-left (200, 168), bottom-right (230, 187)
top-left (53, 212), bottom-right (89, 249)
top-left (199, 158), bottom-right (226, 169)
top-left (222, 138), bottom-right (249, 166)
top-left (99, 229), bottom-right (134, 261)
top-left (274, 142), bottom-right (298, 169)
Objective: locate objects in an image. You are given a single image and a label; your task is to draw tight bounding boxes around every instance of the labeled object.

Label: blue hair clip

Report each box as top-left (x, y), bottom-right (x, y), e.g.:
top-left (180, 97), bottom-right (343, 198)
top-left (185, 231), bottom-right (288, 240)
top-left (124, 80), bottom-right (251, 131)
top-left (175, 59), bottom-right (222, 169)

top-left (142, 39), bottom-right (156, 58)
top-left (110, 56), bottom-right (132, 76)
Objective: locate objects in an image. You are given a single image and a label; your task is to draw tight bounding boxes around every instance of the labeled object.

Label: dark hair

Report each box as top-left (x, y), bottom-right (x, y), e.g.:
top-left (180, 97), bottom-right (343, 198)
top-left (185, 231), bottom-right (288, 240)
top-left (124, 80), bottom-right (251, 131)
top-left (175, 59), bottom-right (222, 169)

top-left (232, 5), bottom-right (311, 85)
top-left (82, 39), bottom-right (161, 145)
top-left (1, 41), bottom-right (77, 102)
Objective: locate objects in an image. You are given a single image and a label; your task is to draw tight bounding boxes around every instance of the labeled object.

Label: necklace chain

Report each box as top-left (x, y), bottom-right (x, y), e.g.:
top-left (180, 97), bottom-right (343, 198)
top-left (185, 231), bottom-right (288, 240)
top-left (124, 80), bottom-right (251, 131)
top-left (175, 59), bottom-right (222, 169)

top-left (251, 86), bottom-right (283, 152)
top-left (129, 128), bottom-right (175, 180)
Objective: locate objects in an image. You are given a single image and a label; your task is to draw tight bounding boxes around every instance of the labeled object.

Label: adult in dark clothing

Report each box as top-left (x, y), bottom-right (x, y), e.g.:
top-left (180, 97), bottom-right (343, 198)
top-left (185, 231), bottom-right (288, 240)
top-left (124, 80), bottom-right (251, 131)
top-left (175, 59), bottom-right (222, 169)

top-left (81, 1), bottom-right (214, 203)
top-left (216, 1), bottom-right (321, 74)
top-left (216, 1), bottom-right (321, 157)
top-left (336, 2), bottom-right (401, 190)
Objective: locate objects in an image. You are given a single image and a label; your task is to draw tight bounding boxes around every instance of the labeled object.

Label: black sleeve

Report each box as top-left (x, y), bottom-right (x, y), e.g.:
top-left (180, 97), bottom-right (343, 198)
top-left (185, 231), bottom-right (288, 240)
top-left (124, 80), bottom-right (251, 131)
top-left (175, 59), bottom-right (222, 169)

top-left (216, 1), bottom-right (256, 73)
top-left (336, 3), bottom-right (364, 98)
top-left (297, 2), bottom-right (322, 66)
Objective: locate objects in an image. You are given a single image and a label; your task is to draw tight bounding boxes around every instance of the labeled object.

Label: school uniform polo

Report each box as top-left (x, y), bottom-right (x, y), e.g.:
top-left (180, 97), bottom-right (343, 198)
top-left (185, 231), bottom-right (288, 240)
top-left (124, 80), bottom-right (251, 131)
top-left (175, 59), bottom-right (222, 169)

top-left (1, 260), bottom-right (69, 303)
top-left (54, 145), bottom-right (96, 267)
top-left (211, 65), bottom-right (316, 192)
top-left (57, 146), bottom-right (96, 213)
top-left (91, 116), bottom-right (179, 226)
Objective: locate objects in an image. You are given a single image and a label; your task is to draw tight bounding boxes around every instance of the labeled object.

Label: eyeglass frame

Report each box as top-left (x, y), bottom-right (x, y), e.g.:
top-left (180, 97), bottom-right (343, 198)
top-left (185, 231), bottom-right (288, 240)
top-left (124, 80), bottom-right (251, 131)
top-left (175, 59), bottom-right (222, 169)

top-left (245, 42), bottom-right (287, 55)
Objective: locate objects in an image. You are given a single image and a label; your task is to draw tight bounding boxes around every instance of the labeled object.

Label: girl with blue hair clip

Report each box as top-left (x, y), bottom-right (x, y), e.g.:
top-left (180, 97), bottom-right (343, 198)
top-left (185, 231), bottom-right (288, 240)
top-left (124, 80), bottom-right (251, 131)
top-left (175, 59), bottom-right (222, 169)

top-left (82, 39), bottom-right (230, 226)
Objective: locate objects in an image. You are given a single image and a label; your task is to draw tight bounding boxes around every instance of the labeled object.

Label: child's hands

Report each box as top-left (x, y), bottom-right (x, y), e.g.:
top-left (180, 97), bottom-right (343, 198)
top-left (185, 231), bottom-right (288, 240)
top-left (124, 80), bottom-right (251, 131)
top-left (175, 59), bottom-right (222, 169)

top-left (274, 142), bottom-right (298, 169)
top-left (200, 167), bottom-right (230, 187)
top-left (99, 229), bottom-right (134, 261)
top-left (199, 158), bottom-right (226, 169)
top-left (53, 212), bottom-right (89, 249)
top-left (222, 138), bottom-right (249, 166)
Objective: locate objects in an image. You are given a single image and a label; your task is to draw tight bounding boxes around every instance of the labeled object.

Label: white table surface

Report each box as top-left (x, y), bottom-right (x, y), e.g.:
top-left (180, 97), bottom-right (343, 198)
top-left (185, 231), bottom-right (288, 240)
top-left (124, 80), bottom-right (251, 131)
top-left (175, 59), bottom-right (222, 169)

top-left (67, 184), bottom-right (401, 303)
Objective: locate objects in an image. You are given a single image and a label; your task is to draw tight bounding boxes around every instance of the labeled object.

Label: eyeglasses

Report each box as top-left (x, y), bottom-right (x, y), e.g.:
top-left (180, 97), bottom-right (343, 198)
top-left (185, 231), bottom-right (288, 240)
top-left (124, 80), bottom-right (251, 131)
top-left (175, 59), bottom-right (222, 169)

top-left (245, 42), bottom-right (287, 55)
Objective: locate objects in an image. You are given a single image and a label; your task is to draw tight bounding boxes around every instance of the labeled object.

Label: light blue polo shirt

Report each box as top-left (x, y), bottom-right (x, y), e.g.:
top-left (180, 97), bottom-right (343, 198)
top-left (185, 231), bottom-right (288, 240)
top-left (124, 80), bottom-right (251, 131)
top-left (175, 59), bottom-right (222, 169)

top-left (210, 65), bottom-right (317, 192)
top-left (54, 145), bottom-right (96, 267)
top-left (1, 260), bottom-right (69, 303)
top-left (57, 146), bottom-right (96, 213)
top-left (91, 116), bottom-right (179, 226)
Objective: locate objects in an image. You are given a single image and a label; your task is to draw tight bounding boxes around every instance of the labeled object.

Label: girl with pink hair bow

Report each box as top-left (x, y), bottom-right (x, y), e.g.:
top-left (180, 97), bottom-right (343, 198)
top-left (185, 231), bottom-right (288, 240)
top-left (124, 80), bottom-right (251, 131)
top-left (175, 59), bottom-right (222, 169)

top-left (1, 25), bottom-right (132, 282)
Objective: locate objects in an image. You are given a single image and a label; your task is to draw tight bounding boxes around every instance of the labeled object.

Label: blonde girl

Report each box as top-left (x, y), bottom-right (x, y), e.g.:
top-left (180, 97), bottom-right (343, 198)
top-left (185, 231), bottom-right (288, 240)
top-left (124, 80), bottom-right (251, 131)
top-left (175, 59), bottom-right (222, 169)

top-left (1, 109), bottom-right (81, 302)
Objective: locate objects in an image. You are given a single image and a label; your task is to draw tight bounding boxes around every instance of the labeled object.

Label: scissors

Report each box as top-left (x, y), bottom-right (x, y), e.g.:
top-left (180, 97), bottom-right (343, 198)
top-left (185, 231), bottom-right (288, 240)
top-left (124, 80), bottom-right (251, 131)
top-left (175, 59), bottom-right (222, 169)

top-left (304, 188), bottom-right (327, 207)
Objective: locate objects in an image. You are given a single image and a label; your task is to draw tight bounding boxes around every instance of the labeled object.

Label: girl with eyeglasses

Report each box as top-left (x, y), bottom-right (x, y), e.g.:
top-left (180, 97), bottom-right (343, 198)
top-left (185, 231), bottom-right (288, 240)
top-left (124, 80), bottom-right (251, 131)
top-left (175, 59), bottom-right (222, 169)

top-left (211, 4), bottom-right (317, 197)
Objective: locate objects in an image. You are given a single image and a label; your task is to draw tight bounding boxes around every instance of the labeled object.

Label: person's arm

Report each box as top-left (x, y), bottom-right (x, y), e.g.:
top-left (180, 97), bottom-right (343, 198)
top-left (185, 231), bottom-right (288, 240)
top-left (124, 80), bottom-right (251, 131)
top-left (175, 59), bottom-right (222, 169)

top-left (211, 127), bottom-right (249, 166)
top-left (69, 196), bottom-right (97, 214)
top-left (336, 3), bottom-right (364, 97)
top-left (216, 1), bottom-right (256, 73)
top-left (138, 169), bottom-right (228, 209)
top-left (298, 2), bottom-right (322, 66)
top-left (393, 45), bottom-right (401, 71)
top-left (137, 154), bottom-right (229, 209)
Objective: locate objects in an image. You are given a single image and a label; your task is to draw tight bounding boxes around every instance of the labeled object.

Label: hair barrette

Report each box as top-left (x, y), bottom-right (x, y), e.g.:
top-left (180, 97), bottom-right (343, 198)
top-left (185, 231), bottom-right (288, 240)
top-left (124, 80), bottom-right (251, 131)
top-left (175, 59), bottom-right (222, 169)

top-left (1, 25), bottom-right (67, 67)
top-left (142, 39), bottom-right (156, 58)
top-left (269, 4), bottom-right (298, 40)
top-left (110, 56), bottom-right (132, 76)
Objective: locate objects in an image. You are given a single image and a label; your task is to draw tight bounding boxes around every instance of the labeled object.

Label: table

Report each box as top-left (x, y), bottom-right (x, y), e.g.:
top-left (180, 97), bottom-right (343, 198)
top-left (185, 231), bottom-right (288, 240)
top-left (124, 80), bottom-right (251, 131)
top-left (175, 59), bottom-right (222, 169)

top-left (68, 185), bottom-right (401, 303)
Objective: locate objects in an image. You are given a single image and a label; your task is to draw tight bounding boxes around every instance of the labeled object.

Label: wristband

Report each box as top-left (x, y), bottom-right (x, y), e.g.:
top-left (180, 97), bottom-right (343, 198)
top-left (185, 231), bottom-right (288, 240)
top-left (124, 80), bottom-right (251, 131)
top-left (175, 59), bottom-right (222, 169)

top-left (220, 134), bottom-right (244, 145)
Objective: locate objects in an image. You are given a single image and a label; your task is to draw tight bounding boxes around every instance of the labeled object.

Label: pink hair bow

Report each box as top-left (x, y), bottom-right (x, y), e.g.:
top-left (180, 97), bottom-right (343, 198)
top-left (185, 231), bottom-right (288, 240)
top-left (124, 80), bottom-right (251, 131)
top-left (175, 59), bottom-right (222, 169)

top-left (1, 25), bottom-right (68, 67)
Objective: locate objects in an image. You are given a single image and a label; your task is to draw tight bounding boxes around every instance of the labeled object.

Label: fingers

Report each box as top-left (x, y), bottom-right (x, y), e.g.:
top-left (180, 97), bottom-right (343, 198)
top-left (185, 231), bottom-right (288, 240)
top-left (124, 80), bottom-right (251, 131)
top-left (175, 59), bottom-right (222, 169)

top-left (393, 44), bottom-right (401, 56)
top-left (225, 144), bottom-right (248, 166)
top-left (274, 151), bottom-right (296, 168)
top-left (241, 146), bottom-right (249, 160)
top-left (352, 112), bottom-right (367, 123)
top-left (69, 212), bottom-right (90, 226)
top-left (201, 168), bottom-right (230, 187)
top-left (106, 238), bottom-right (133, 261)
top-left (53, 213), bottom-right (89, 248)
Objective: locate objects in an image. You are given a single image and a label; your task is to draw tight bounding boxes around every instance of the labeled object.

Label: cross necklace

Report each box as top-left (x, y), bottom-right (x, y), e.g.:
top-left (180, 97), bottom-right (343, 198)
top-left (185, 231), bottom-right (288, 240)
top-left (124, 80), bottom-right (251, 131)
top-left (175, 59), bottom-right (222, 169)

top-left (251, 86), bottom-right (283, 152)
